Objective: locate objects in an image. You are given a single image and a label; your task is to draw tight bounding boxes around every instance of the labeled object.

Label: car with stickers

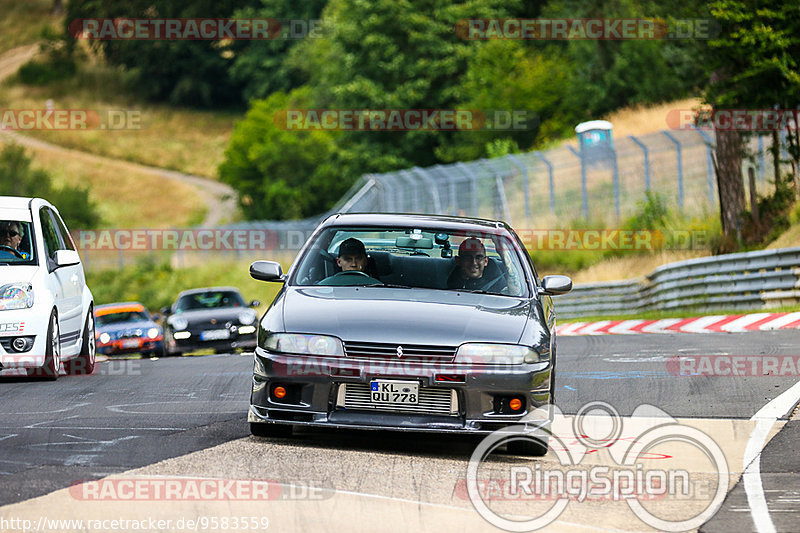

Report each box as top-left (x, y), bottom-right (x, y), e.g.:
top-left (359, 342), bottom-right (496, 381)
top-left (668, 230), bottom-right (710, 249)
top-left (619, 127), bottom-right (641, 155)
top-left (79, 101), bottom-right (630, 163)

top-left (0, 196), bottom-right (95, 379)
top-left (162, 287), bottom-right (259, 356)
top-left (95, 302), bottom-right (165, 357)
top-left (247, 213), bottom-right (572, 455)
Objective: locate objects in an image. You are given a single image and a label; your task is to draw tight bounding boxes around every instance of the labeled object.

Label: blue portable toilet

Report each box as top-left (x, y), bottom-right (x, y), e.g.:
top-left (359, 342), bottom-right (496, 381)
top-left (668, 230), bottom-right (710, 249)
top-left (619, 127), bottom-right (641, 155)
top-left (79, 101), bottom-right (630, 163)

top-left (575, 120), bottom-right (614, 165)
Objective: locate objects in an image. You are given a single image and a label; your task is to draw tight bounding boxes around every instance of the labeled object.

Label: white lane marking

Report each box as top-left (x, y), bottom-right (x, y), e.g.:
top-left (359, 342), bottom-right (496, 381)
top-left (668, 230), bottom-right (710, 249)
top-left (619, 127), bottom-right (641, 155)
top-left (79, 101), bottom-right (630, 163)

top-left (9, 402), bottom-right (92, 416)
top-left (720, 313), bottom-right (772, 332)
top-left (0, 434), bottom-right (17, 442)
top-left (744, 379), bottom-right (800, 533)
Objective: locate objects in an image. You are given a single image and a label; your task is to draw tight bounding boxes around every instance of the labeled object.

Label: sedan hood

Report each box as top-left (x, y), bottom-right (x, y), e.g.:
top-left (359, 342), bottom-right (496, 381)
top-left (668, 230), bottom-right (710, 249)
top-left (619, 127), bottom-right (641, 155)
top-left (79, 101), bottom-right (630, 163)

top-left (281, 287), bottom-right (530, 345)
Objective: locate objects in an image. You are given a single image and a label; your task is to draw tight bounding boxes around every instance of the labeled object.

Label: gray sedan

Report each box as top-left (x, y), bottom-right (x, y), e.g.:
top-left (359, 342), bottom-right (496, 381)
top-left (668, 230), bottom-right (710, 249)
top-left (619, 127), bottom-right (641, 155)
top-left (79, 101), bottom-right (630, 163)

top-left (247, 213), bottom-right (571, 455)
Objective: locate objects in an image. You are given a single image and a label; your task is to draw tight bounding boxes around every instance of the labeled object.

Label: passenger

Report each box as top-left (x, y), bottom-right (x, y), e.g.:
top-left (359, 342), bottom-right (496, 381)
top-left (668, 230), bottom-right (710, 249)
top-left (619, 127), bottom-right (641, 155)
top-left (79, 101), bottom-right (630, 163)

top-left (447, 237), bottom-right (507, 293)
top-left (317, 238), bottom-right (382, 285)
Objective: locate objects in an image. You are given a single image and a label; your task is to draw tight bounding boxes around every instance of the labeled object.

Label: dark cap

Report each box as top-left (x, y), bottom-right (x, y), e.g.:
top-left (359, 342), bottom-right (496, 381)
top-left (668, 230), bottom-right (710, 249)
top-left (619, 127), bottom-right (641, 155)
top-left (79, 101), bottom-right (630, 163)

top-left (338, 238), bottom-right (367, 257)
top-left (458, 237), bottom-right (485, 255)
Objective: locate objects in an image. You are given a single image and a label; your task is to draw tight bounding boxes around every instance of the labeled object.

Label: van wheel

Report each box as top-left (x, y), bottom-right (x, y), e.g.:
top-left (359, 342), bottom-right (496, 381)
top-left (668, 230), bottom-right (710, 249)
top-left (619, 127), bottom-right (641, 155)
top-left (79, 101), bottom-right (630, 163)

top-left (28, 310), bottom-right (60, 380)
top-left (65, 309), bottom-right (96, 375)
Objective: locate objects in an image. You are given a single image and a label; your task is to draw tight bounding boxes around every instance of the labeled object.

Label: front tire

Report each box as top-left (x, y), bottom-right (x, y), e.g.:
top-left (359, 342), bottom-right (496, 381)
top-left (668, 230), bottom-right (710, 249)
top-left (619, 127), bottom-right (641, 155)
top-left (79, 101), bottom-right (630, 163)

top-left (28, 310), bottom-right (60, 380)
top-left (65, 308), bottom-right (96, 375)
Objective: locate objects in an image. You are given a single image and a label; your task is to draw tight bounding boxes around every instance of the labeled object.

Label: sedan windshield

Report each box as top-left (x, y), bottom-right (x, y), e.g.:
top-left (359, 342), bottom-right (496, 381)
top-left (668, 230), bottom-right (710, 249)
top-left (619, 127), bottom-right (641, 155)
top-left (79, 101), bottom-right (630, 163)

top-left (0, 220), bottom-right (35, 265)
top-left (175, 291), bottom-right (246, 312)
top-left (291, 227), bottom-right (529, 297)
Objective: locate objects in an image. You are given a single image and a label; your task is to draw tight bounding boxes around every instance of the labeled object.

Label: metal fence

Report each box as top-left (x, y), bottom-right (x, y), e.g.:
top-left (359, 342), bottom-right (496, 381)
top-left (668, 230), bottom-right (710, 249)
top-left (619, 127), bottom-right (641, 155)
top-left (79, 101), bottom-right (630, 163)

top-left (556, 247), bottom-right (800, 318)
top-left (81, 127), bottom-right (793, 271)
top-left (341, 129), bottom-right (789, 227)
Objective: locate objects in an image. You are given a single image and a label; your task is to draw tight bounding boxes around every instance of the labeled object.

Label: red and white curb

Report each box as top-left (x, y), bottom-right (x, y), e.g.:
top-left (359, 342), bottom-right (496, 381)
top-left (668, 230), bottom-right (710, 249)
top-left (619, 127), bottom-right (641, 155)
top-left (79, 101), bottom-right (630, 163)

top-left (556, 311), bottom-right (800, 336)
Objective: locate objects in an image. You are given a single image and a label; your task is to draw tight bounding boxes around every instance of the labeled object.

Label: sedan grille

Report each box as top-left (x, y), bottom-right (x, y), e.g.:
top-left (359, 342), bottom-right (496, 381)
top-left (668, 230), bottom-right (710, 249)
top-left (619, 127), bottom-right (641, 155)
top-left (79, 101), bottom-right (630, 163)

top-left (338, 383), bottom-right (458, 416)
top-left (343, 341), bottom-right (457, 362)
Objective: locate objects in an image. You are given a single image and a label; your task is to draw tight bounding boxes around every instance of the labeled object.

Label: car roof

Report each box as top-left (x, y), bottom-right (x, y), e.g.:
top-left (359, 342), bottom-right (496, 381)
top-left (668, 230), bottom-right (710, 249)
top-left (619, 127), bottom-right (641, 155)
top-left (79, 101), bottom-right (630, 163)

top-left (320, 213), bottom-right (510, 233)
top-left (177, 286), bottom-right (244, 297)
top-left (95, 302), bottom-right (147, 315)
top-left (0, 196), bottom-right (55, 222)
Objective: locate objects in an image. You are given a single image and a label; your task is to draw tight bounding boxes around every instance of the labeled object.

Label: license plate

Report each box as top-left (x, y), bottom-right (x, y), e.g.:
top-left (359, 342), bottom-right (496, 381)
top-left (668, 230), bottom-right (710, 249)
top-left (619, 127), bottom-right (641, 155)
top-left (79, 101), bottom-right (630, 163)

top-left (370, 380), bottom-right (419, 405)
top-left (121, 339), bottom-right (140, 348)
top-left (201, 329), bottom-right (230, 341)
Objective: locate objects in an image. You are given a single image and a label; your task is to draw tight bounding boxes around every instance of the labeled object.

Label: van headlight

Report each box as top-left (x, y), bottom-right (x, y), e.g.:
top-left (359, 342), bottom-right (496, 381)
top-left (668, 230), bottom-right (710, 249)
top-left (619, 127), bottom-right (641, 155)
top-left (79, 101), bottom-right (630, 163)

top-left (263, 333), bottom-right (344, 357)
top-left (0, 283), bottom-right (34, 310)
top-left (454, 343), bottom-right (540, 364)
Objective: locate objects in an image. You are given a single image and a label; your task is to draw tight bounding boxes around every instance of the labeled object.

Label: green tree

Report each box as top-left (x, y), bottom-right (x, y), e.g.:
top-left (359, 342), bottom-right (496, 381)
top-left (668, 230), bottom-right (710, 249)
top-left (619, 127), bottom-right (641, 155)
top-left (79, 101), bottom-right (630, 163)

top-left (0, 144), bottom-right (101, 229)
top-left (701, 0), bottom-right (800, 247)
top-left (229, 0), bottom-right (328, 102)
top-left (66, 0), bottom-right (250, 107)
top-left (438, 40), bottom-right (573, 162)
top-left (219, 88), bottom-right (342, 219)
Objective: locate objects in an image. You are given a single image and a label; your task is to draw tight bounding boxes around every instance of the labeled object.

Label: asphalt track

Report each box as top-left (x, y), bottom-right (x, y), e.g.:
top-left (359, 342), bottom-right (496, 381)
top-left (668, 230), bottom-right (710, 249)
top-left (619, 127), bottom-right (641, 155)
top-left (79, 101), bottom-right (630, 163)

top-left (0, 330), bottom-right (798, 532)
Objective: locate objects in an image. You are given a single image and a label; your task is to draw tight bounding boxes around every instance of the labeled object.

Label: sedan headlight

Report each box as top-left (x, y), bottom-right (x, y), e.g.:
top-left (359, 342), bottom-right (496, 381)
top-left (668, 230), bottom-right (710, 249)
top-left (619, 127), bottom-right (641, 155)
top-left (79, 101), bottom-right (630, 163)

top-left (454, 343), bottom-right (540, 364)
top-left (98, 332), bottom-right (111, 344)
top-left (168, 316), bottom-right (188, 331)
top-left (238, 310), bottom-right (257, 325)
top-left (0, 283), bottom-right (34, 311)
top-left (264, 333), bottom-right (344, 357)
top-left (147, 327), bottom-right (160, 339)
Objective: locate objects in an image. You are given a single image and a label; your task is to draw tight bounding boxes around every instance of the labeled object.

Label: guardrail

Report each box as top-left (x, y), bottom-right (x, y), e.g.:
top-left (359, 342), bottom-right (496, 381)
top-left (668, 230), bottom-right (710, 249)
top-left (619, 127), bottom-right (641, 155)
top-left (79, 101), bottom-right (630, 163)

top-left (556, 247), bottom-right (800, 318)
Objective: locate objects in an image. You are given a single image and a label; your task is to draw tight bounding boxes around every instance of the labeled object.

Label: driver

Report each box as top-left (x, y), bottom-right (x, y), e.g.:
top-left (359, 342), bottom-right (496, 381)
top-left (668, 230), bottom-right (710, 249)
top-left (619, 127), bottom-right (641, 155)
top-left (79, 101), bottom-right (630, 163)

top-left (0, 221), bottom-right (28, 258)
top-left (317, 238), bottom-right (381, 285)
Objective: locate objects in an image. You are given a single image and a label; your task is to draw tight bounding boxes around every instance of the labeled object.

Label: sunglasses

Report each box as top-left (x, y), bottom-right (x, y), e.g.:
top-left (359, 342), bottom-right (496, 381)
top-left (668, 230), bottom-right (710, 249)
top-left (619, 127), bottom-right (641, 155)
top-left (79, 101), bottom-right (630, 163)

top-left (461, 254), bottom-right (486, 262)
top-left (2, 230), bottom-right (20, 237)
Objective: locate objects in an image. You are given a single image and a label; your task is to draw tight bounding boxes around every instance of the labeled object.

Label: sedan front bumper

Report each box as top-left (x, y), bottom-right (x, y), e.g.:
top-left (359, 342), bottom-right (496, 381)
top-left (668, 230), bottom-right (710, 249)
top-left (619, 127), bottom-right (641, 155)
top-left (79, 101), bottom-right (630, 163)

top-left (249, 347), bottom-right (553, 434)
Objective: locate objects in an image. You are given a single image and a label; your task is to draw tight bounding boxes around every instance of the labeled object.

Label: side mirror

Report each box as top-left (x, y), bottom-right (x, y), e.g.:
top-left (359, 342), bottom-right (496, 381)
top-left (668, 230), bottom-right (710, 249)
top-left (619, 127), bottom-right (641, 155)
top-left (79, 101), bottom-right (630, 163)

top-left (249, 300), bottom-right (261, 307)
top-left (160, 306), bottom-right (171, 316)
top-left (250, 261), bottom-right (284, 282)
top-left (539, 275), bottom-right (572, 296)
top-left (54, 249), bottom-right (81, 267)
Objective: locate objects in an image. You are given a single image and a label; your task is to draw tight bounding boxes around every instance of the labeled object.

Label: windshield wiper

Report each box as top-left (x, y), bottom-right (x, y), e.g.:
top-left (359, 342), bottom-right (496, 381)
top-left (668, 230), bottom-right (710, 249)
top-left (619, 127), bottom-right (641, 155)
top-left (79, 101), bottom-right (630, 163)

top-left (453, 288), bottom-right (498, 295)
top-left (365, 282), bottom-right (414, 289)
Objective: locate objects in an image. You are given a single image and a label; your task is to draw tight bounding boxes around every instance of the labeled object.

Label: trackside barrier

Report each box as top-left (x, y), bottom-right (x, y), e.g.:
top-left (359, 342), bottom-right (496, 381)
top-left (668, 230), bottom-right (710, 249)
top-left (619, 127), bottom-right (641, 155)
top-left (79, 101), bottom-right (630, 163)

top-left (556, 247), bottom-right (800, 318)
